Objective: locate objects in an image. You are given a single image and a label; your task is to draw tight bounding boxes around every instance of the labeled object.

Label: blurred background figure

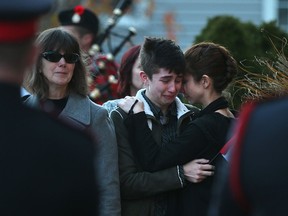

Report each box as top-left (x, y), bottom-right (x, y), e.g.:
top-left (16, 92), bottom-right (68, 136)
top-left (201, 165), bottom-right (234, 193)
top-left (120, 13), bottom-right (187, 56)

top-left (23, 27), bottom-right (121, 216)
top-left (117, 45), bottom-right (143, 97)
top-left (0, 0), bottom-right (99, 215)
top-left (58, 5), bottom-right (119, 105)
top-left (209, 98), bottom-right (288, 216)
top-left (58, 5), bottom-right (99, 53)
top-left (102, 44), bottom-right (143, 113)
top-left (58, 3), bottom-right (137, 105)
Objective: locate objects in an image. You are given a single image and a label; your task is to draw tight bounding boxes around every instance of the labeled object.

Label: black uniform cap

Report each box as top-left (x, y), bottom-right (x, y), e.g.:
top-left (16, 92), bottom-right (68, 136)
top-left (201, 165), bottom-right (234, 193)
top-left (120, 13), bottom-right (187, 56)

top-left (0, 0), bottom-right (54, 20)
top-left (0, 0), bottom-right (54, 42)
top-left (58, 5), bottom-right (99, 35)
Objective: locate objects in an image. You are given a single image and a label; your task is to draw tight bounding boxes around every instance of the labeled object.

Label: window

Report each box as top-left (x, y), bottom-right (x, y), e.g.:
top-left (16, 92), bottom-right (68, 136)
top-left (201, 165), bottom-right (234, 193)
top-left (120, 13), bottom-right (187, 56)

top-left (278, 0), bottom-right (288, 31)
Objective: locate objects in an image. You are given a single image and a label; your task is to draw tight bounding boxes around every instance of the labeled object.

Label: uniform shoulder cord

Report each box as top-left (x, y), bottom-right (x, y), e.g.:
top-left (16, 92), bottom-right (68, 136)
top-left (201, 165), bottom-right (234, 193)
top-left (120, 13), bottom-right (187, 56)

top-left (229, 101), bottom-right (257, 212)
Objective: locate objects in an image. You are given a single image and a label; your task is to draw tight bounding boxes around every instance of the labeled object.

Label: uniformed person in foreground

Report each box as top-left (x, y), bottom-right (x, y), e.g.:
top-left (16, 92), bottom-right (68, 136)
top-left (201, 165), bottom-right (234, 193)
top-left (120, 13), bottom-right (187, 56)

top-left (0, 1), bottom-right (98, 215)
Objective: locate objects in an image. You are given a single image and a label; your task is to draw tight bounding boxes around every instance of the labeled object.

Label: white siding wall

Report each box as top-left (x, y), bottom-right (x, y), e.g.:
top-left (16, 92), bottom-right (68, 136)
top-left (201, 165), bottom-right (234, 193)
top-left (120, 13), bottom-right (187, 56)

top-left (150, 0), bottom-right (263, 51)
top-left (109, 0), bottom-right (278, 61)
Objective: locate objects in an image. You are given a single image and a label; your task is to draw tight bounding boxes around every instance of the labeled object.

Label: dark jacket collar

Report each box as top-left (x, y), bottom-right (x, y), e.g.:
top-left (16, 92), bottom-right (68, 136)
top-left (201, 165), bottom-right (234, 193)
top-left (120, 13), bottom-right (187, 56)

top-left (196, 96), bottom-right (229, 119)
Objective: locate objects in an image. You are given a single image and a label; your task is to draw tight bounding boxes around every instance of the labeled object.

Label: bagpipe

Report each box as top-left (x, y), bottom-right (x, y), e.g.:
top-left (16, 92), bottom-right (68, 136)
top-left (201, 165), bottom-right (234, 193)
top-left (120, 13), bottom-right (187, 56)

top-left (87, 0), bottom-right (137, 104)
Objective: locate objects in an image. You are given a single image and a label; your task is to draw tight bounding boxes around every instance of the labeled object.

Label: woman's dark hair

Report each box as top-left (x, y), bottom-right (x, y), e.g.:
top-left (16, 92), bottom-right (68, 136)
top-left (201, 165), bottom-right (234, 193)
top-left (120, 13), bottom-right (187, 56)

top-left (185, 42), bottom-right (238, 93)
top-left (117, 45), bottom-right (141, 97)
top-left (24, 27), bottom-right (88, 99)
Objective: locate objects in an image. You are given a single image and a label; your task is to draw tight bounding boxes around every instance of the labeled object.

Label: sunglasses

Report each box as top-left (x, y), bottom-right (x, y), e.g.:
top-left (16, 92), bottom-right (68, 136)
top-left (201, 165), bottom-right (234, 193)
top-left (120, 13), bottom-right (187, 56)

top-left (42, 51), bottom-right (80, 64)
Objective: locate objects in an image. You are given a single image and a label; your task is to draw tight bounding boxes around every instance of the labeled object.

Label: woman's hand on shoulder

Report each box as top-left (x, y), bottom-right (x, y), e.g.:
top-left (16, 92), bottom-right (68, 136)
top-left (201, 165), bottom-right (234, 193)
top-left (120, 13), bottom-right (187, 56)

top-left (118, 96), bottom-right (144, 114)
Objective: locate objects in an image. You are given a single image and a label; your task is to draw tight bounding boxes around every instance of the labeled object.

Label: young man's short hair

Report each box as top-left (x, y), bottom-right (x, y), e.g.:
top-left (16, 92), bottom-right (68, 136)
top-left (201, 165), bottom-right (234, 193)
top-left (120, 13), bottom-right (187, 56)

top-left (140, 37), bottom-right (186, 79)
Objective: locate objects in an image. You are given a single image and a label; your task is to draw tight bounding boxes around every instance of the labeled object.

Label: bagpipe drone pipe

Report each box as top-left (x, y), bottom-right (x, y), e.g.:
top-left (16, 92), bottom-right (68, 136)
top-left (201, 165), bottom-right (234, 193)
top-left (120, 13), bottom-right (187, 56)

top-left (87, 0), bottom-right (137, 104)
